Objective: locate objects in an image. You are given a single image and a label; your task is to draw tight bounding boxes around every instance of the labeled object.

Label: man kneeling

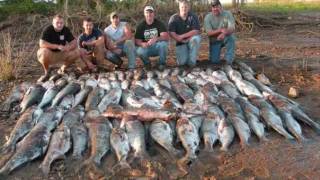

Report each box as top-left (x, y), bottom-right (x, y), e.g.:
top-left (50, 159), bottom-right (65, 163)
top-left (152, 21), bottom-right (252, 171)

top-left (37, 14), bottom-right (89, 80)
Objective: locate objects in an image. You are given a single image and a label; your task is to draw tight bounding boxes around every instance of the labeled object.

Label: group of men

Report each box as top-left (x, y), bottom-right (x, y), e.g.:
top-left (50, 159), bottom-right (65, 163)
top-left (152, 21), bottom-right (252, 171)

top-left (37, 0), bottom-right (236, 79)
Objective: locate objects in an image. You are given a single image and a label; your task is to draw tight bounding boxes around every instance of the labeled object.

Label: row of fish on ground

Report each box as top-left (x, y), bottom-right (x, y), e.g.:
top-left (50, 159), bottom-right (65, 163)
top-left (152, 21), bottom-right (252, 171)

top-left (0, 61), bottom-right (319, 177)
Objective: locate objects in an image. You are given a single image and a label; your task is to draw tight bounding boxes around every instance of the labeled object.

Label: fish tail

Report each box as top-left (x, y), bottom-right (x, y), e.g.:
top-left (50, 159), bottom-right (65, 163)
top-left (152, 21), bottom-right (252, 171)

top-left (39, 162), bottom-right (50, 176)
top-left (111, 161), bottom-right (131, 175)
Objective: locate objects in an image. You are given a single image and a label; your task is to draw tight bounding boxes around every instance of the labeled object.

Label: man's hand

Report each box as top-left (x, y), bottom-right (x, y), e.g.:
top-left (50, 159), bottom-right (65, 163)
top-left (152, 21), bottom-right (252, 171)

top-left (147, 37), bottom-right (157, 46)
top-left (141, 42), bottom-right (149, 48)
top-left (220, 28), bottom-right (228, 35)
top-left (217, 33), bottom-right (225, 41)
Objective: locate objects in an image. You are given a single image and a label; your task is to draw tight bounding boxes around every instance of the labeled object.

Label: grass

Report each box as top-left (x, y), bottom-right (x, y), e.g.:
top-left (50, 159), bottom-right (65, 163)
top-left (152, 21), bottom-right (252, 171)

top-left (0, 33), bottom-right (26, 81)
top-left (242, 2), bottom-right (320, 14)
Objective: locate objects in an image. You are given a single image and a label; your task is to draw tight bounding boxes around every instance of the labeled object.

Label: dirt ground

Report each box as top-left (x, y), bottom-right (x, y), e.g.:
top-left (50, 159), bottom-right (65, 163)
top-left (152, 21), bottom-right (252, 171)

top-left (0, 11), bottom-right (320, 180)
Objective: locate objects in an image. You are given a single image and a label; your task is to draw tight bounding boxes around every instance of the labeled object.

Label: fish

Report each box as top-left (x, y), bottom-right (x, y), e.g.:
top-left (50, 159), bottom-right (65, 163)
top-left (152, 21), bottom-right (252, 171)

top-left (84, 116), bottom-right (112, 166)
top-left (85, 87), bottom-right (105, 111)
top-left (97, 88), bottom-right (122, 113)
top-left (176, 117), bottom-right (200, 173)
top-left (125, 119), bottom-right (148, 159)
top-left (2, 82), bottom-right (32, 112)
top-left (279, 110), bottom-right (305, 142)
top-left (73, 86), bottom-right (93, 108)
top-left (236, 97), bottom-right (267, 141)
top-left (150, 119), bottom-right (180, 158)
top-left (0, 108), bottom-right (64, 175)
top-left (250, 96), bottom-right (294, 140)
top-left (201, 116), bottom-right (219, 152)
top-left (20, 84), bottom-right (46, 113)
top-left (38, 78), bottom-right (68, 109)
top-left (256, 73), bottom-right (272, 86)
top-left (51, 82), bottom-right (80, 108)
top-left (58, 94), bottom-right (74, 110)
top-left (71, 122), bottom-right (88, 159)
top-left (48, 73), bottom-right (62, 82)
top-left (235, 61), bottom-right (255, 74)
top-left (233, 79), bottom-right (263, 97)
top-left (0, 107), bottom-right (43, 154)
top-left (110, 127), bottom-right (131, 170)
top-left (103, 104), bottom-right (177, 121)
top-left (40, 123), bottom-right (71, 175)
top-left (201, 83), bottom-right (219, 104)
top-left (98, 77), bottom-right (112, 91)
top-left (229, 116), bottom-right (251, 147)
top-left (218, 117), bottom-right (235, 151)
top-left (266, 93), bottom-right (320, 133)
top-left (218, 81), bottom-right (241, 99)
top-left (223, 65), bottom-right (243, 82)
top-left (169, 77), bottom-right (194, 103)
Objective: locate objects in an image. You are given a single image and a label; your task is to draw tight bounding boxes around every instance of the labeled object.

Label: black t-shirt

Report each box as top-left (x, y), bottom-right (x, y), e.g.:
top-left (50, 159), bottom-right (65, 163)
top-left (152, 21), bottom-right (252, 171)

top-left (135, 19), bottom-right (167, 42)
top-left (78, 28), bottom-right (103, 51)
top-left (40, 25), bottom-right (75, 46)
top-left (168, 12), bottom-right (200, 46)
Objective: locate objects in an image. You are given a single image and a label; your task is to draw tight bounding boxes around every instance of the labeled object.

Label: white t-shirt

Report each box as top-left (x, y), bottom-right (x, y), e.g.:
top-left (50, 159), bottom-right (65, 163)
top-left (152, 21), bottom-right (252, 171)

top-left (104, 22), bottom-right (127, 43)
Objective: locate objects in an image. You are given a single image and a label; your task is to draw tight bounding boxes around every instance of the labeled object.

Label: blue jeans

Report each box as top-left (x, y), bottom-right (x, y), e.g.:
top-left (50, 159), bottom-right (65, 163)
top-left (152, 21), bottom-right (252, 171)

top-left (209, 35), bottom-right (235, 64)
top-left (175, 35), bottom-right (201, 67)
top-left (105, 40), bottom-right (136, 69)
top-left (136, 41), bottom-right (168, 66)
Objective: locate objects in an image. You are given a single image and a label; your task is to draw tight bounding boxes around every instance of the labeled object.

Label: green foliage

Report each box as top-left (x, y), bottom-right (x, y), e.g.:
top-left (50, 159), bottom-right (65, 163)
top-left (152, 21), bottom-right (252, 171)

top-left (0, 0), bottom-right (55, 21)
top-left (243, 2), bottom-right (320, 14)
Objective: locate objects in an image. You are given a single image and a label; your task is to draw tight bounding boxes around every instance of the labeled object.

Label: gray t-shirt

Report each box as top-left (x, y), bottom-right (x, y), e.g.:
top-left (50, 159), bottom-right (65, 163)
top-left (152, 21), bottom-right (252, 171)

top-left (104, 22), bottom-right (127, 45)
top-left (204, 10), bottom-right (235, 43)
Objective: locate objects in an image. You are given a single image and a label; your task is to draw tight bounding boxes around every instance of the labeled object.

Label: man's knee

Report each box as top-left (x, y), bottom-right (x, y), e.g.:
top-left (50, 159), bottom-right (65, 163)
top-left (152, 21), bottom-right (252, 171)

top-left (157, 41), bottom-right (168, 49)
top-left (136, 47), bottom-right (148, 57)
top-left (190, 35), bottom-right (201, 46)
top-left (37, 48), bottom-right (52, 63)
top-left (124, 40), bottom-right (135, 49)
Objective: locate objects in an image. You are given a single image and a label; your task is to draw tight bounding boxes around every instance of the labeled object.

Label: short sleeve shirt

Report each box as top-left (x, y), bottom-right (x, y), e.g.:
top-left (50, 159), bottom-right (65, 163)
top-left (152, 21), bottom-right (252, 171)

top-left (78, 28), bottom-right (103, 50)
top-left (104, 22), bottom-right (127, 43)
top-left (168, 12), bottom-right (200, 46)
top-left (204, 10), bottom-right (235, 43)
top-left (41, 25), bottom-right (75, 46)
top-left (135, 19), bottom-right (167, 42)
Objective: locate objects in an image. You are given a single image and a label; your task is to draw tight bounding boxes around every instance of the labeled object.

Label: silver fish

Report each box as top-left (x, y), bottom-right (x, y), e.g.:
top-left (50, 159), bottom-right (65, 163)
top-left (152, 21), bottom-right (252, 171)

top-left (125, 119), bottom-right (148, 159)
top-left (218, 81), bottom-right (241, 99)
top-left (20, 84), bottom-right (46, 113)
top-left (218, 117), bottom-right (235, 151)
top-left (0, 107), bottom-right (43, 154)
top-left (110, 127), bottom-right (131, 170)
top-left (40, 123), bottom-right (71, 175)
top-left (250, 96), bottom-right (294, 140)
top-left (2, 82), bottom-right (32, 112)
top-left (73, 86), bottom-right (93, 108)
top-left (236, 97), bottom-right (267, 141)
top-left (150, 119), bottom-right (180, 158)
top-left (176, 117), bottom-right (200, 168)
top-left (279, 110), bottom-right (305, 142)
top-left (97, 88), bottom-right (122, 113)
top-left (84, 117), bottom-right (112, 166)
top-left (0, 108), bottom-right (64, 175)
top-left (38, 78), bottom-right (68, 109)
top-left (51, 82), bottom-right (80, 108)
top-left (85, 87), bottom-right (105, 111)
top-left (59, 94), bottom-right (74, 110)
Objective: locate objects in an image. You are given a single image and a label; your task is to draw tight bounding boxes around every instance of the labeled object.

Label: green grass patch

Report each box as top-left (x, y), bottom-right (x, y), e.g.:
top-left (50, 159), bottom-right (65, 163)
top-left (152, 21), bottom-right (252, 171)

top-left (242, 2), bottom-right (320, 14)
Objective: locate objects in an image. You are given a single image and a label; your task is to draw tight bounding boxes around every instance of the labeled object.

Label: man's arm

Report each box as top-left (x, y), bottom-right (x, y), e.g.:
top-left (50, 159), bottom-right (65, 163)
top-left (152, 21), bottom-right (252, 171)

top-left (82, 36), bottom-right (104, 47)
top-left (135, 38), bottom-right (148, 48)
top-left (115, 23), bottom-right (133, 45)
top-left (39, 39), bottom-right (61, 50)
top-left (180, 30), bottom-right (199, 39)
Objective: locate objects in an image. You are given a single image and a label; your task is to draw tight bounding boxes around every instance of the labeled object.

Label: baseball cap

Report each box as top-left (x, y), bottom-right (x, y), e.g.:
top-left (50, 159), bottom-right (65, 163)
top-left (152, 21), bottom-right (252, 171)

top-left (211, 0), bottom-right (221, 6)
top-left (109, 11), bottom-right (118, 20)
top-left (144, 6), bottom-right (154, 12)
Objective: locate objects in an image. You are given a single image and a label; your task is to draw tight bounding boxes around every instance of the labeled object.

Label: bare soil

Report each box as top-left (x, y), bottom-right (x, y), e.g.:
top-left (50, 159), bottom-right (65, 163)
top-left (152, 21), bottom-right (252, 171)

top-left (0, 11), bottom-right (320, 180)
